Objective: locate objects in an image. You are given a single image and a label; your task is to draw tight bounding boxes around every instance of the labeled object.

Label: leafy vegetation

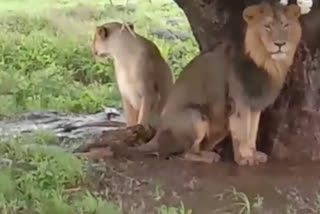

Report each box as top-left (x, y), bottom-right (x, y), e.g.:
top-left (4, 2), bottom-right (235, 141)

top-left (0, 132), bottom-right (121, 214)
top-left (0, 0), bottom-right (198, 117)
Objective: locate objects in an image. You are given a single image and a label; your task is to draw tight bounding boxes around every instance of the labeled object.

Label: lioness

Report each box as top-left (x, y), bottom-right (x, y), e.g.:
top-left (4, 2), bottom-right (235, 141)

top-left (92, 22), bottom-right (174, 127)
top-left (111, 2), bottom-right (302, 166)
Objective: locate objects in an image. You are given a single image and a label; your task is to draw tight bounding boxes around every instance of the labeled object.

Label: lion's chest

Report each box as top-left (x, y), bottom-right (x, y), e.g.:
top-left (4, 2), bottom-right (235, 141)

top-left (230, 57), bottom-right (283, 110)
top-left (236, 59), bottom-right (269, 97)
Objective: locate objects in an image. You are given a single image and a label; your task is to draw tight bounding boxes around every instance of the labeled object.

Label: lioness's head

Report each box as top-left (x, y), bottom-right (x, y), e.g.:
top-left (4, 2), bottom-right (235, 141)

top-left (243, 2), bottom-right (302, 62)
top-left (92, 22), bottom-right (134, 59)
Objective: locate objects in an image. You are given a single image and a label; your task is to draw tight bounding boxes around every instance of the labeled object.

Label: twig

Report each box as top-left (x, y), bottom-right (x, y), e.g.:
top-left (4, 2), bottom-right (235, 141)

top-left (64, 186), bottom-right (81, 193)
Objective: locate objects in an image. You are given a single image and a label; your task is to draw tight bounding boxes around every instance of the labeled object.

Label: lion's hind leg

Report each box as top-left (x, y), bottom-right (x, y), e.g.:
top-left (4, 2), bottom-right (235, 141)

top-left (229, 102), bottom-right (267, 166)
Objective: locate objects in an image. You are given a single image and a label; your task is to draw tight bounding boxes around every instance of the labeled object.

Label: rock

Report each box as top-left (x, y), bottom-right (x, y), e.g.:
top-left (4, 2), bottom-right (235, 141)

top-left (0, 109), bottom-right (125, 142)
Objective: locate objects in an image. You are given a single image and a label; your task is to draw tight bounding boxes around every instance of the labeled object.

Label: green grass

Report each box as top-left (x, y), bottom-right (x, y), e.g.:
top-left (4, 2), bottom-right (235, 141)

top-left (0, 132), bottom-right (121, 214)
top-left (213, 186), bottom-right (264, 214)
top-left (0, 0), bottom-right (198, 117)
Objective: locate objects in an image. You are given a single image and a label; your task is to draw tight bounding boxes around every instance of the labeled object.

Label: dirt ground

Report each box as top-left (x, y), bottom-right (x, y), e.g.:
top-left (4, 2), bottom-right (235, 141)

top-left (88, 157), bottom-right (320, 214)
top-left (2, 111), bottom-right (319, 213)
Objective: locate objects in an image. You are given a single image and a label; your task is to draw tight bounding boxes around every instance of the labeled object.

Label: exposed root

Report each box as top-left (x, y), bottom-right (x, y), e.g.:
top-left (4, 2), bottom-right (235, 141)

top-left (73, 125), bottom-right (156, 160)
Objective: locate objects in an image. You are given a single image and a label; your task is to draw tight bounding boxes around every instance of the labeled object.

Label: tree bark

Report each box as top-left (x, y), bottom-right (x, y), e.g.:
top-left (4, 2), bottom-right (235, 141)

top-left (174, 0), bottom-right (320, 162)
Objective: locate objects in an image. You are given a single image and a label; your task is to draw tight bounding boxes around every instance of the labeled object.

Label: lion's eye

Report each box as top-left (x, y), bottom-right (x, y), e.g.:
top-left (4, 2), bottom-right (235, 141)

top-left (264, 25), bottom-right (271, 31)
top-left (283, 23), bottom-right (289, 29)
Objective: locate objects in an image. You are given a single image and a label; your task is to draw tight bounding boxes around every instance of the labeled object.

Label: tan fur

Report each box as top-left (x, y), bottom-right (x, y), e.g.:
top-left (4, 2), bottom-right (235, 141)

top-left (92, 22), bottom-right (174, 127)
top-left (110, 49), bottom-right (230, 163)
top-left (110, 2), bottom-right (302, 165)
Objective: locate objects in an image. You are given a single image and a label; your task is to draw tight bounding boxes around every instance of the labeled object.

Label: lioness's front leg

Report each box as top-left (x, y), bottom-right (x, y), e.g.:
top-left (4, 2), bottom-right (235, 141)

top-left (137, 96), bottom-right (154, 126)
top-left (122, 97), bottom-right (138, 127)
top-left (229, 102), bottom-right (267, 166)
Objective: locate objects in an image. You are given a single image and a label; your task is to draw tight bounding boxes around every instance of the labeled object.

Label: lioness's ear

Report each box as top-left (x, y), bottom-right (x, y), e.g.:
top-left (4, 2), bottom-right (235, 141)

top-left (285, 4), bottom-right (301, 19)
top-left (128, 23), bottom-right (134, 31)
top-left (243, 5), bottom-right (263, 23)
top-left (96, 26), bottom-right (108, 40)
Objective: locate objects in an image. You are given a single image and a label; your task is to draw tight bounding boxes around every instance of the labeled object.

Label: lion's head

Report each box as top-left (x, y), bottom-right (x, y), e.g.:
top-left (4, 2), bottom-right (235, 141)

top-left (243, 2), bottom-right (302, 69)
top-left (92, 22), bottom-right (134, 59)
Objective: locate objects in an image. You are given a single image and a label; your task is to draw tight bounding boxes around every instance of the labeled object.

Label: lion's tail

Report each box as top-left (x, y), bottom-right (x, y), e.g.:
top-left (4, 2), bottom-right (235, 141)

top-left (136, 136), bottom-right (159, 154)
top-left (109, 132), bottom-right (159, 159)
top-left (138, 128), bottom-right (185, 156)
top-left (110, 128), bottom-right (184, 158)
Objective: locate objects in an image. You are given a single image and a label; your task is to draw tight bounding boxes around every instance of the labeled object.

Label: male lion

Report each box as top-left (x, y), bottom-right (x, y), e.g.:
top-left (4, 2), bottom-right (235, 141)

top-left (227, 1), bottom-right (302, 165)
top-left (110, 1), bottom-right (302, 166)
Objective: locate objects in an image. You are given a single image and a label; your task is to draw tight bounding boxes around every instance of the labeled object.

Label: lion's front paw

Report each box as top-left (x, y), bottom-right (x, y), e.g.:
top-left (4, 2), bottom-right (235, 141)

top-left (235, 151), bottom-right (268, 166)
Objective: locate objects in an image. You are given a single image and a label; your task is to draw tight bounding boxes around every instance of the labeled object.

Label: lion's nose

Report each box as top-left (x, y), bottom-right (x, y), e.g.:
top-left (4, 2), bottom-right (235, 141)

top-left (274, 41), bottom-right (286, 48)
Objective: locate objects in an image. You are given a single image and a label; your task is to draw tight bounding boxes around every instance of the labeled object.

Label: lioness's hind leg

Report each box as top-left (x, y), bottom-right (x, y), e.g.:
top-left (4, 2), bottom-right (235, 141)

top-left (229, 103), bottom-right (267, 166)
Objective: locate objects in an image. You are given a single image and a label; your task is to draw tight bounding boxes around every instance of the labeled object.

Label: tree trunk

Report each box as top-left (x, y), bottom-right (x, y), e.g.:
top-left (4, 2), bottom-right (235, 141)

top-left (174, 0), bottom-right (320, 162)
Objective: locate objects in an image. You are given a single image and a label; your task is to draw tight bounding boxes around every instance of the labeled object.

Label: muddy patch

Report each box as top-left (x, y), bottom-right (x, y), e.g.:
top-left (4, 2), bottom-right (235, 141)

top-left (88, 158), bottom-right (320, 214)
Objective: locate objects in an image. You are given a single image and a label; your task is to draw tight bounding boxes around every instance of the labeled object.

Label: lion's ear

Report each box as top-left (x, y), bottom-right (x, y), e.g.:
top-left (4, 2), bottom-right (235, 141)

top-left (96, 26), bottom-right (108, 40)
top-left (243, 5), bottom-right (264, 23)
top-left (285, 4), bottom-right (301, 19)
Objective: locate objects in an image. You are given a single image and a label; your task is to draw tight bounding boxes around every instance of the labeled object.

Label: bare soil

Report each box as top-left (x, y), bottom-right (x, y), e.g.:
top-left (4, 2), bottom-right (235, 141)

top-left (89, 158), bottom-right (320, 214)
top-left (2, 111), bottom-right (319, 214)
